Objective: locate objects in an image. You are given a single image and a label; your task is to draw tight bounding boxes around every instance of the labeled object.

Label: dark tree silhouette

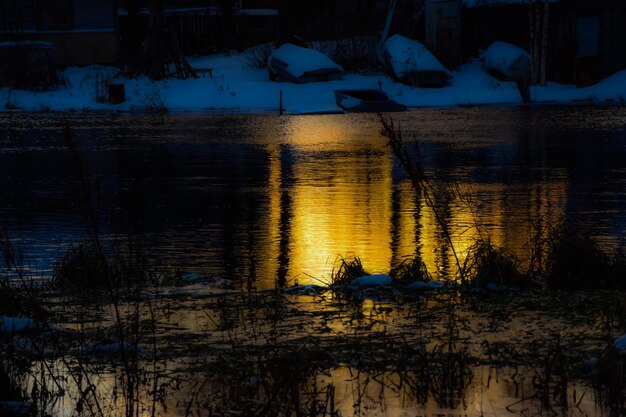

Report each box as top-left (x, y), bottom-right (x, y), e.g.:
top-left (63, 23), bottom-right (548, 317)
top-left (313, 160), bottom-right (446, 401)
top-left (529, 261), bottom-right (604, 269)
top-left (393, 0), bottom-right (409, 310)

top-left (127, 0), bottom-right (197, 80)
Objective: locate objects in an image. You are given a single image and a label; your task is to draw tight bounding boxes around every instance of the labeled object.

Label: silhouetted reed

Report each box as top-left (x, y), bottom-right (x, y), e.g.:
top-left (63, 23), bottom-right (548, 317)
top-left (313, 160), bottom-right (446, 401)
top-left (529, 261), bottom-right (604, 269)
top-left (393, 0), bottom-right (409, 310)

top-left (545, 225), bottom-right (626, 290)
top-left (379, 114), bottom-right (469, 286)
top-left (462, 240), bottom-right (530, 289)
top-left (390, 254), bottom-right (432, 286)
top-left (329, 254), bottom-right (367, 290)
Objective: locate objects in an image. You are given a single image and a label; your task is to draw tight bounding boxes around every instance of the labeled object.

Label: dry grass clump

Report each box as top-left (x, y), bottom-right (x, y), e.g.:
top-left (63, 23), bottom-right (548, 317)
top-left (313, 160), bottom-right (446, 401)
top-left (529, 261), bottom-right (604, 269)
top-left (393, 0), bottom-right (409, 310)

top-left (545, 226), bottom-right (626, 290)
top-left (0, 279), bottom-right (27, 317)
top-left (202, 346), bottom-right (337, 417)
top-left (329, 254), bottom-right (368, 290)
top-left (52, 242), bottom-right (109, 289)
top-left (390, 254), bottom-right (431, 286)
top-left (463, 240), bottom-right (528, 289)
top-left (51, 241), bottom-right (174, 291)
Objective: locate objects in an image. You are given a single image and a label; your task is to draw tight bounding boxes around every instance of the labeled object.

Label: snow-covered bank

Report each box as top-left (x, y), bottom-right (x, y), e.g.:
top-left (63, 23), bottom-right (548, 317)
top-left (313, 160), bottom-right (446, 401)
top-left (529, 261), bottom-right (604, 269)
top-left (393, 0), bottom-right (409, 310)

top-left (1, 52), bottom-right (625, 114)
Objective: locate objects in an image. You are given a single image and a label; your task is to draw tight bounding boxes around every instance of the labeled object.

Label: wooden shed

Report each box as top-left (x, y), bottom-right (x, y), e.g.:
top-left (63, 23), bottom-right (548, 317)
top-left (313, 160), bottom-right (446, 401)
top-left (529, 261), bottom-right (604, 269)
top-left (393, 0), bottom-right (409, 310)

top-left (0, 0), bottom-right (117, 65)
top-left (554, 0), bottom-right (626, 86)
top-left (461, 0), bottom-right (626, 85)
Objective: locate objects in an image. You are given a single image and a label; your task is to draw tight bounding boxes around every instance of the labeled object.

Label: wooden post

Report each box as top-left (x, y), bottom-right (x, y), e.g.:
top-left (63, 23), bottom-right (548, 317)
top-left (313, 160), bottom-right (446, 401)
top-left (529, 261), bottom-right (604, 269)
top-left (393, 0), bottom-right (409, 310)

top-left (540, 0), bottom-right (549, 86)
top-left (529, 0), bottom-right (537, 85)
top-left (279, 89), bottom-right (283, 115)
top-left (528, 0), bottom-right (549, 86)
top-left (528, 0), bottom-right (533, 83)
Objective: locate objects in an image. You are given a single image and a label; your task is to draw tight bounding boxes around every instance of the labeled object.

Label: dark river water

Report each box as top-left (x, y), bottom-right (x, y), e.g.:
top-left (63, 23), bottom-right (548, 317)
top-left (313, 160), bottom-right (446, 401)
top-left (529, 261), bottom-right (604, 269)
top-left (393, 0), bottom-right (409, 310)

top-left (2, 107), bottom-right (626, 287)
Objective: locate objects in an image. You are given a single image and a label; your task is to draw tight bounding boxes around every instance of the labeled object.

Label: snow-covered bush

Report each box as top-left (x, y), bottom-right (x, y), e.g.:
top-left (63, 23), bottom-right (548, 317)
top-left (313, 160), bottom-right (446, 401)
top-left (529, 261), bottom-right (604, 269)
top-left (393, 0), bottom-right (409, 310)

top-left (245, 42), bottom-right (275, 68)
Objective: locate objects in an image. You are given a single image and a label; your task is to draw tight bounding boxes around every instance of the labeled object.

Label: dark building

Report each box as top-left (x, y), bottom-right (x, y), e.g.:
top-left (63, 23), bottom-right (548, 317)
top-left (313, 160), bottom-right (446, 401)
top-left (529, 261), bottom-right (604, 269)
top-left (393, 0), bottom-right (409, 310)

top-left (460, 0), bottom-right (626, 85)
top-left (277, 0), bottom-right (415, 42)
top-left (0, 0), bottom-right (117, 65)
top-left (554, 0), bottom-right (626, 85)
top-left (2, 0), bottom-right (625, 86)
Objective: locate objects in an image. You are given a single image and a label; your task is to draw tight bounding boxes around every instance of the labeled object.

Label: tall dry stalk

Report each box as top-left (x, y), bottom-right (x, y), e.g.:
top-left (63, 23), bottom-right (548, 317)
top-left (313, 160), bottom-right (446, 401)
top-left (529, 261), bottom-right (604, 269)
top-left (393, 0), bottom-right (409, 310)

top-left (378, 114), bottom-right (468, 285)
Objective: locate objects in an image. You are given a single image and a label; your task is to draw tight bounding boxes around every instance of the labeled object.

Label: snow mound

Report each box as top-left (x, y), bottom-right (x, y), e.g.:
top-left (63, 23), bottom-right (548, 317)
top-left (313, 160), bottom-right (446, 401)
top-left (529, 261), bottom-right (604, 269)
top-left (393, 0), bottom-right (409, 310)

top-left (349, 274), bottom-right (393, 288)
top-left (408, 280), bottom-right (444, 290)
top-left (532, 69), bottom-right (626, 103)
top-left (588, 70), bottom-right (626, 101)
top-left (481, 41), bottom-right (530, 79)
top-left (384, 34), bottom-right (449, 77)
top-left (285, 284), bottom-right (326, 295)
top-left (269, 44), bottom-right (343, 79)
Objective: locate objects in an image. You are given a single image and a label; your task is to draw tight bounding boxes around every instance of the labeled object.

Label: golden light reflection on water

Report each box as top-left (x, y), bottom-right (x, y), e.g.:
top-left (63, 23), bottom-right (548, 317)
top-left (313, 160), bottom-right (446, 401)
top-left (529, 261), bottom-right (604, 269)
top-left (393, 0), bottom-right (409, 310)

top-left (288, 147), bottom-right (394, 281)
top-left (257, 115), bottom-right (399, 286)
top-left (252, 115), bottom-right (569, 287)
top-left (256, 142), bottom-right (283, 287)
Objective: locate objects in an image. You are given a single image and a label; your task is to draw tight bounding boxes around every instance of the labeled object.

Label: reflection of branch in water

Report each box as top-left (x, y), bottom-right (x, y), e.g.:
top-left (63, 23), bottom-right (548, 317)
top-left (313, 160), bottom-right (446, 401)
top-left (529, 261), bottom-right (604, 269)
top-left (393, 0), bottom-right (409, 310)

top-left (378, 114), bottom-right (467, 285)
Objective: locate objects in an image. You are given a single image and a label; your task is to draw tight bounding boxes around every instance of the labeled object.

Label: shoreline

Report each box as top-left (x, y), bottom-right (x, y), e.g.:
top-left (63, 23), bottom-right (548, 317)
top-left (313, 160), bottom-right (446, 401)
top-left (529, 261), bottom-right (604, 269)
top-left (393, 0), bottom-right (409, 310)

top-left (3, 100), bottom-right (625, 117)
top-left (2, 52), bottom-right (625, 115)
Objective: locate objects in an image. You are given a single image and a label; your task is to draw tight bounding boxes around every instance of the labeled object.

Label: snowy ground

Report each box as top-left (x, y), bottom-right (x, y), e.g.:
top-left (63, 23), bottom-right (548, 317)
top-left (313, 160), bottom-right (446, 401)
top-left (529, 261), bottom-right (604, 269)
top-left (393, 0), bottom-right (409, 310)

top-left (2, 52), bottom-right (625, 114)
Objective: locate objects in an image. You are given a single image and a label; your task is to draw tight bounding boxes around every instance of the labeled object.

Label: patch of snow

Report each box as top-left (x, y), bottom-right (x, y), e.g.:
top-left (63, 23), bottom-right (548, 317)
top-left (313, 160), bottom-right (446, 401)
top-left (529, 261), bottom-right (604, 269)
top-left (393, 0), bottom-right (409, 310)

top-left (349, 274), bottom-right (393, 288)
top-left (531, 70), bottom-right (626, 103)
top-left (270, 43), bottom-right (343, 79)
top-left (2, 49), bottom-right (625, 115)
top-left (481, 41), bottom-right (530, 79)
top-left (614, 334), bottom-right (626, 352)
top-left (408, 280), bottom-right (444, 290)
top-left (0, 316), bottom-right (38, 333)
top-left (384, 34), bottom-right (449, 77)
top-left (582, 70), bottom-right (626, 102)
top-left (285, 284), bottom-right (326, 295)
top-left (393, 60), bottom-right (521, 107)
